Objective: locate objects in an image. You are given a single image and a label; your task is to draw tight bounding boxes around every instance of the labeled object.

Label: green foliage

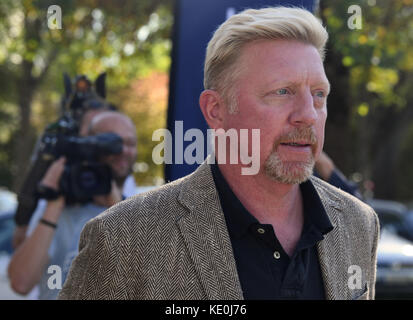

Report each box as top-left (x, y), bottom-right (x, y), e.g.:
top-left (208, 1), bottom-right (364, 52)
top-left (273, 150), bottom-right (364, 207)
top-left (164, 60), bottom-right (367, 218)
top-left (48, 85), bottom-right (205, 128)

top-left (321, 0), bottom-right (413, 200)
top-left (0, 0), bottom-right (173, 190)
top-left (323, 0), bottom-right (413, 105)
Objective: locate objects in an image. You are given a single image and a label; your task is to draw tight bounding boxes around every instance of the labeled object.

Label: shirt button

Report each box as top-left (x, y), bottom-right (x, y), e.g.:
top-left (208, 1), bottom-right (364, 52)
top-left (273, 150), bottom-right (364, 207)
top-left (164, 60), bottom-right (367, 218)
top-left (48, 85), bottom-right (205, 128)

top-left (257, 228), bottom-right (265, 234)
top-left (273, 251), bottom-right (281, 259)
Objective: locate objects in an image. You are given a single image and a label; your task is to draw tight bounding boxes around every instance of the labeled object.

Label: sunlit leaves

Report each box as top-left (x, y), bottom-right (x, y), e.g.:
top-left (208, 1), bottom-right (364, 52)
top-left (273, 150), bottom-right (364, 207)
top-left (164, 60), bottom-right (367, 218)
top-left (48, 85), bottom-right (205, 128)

top-left (357, 103), bottom-right (369, 117)
top-left (0, 0), bottom-right (173, 189)
top-left (366, 67), bottom-right (399, 104)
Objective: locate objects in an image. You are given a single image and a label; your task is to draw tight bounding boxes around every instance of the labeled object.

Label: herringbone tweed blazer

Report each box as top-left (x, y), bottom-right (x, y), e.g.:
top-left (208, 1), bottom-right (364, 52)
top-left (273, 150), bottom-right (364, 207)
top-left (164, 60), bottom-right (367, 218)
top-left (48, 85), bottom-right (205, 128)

top-left (59, 159), bottom-right (379, 300)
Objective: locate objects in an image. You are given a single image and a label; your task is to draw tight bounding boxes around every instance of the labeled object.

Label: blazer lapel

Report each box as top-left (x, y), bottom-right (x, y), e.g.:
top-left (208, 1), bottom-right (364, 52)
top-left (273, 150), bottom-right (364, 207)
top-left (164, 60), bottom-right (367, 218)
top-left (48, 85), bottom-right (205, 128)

top-left (176, 159), bottom-right (244, 300)
top-left (314, 180), bottom-right (350, 300)
top-left (174, 167), bottom-right (351, 300)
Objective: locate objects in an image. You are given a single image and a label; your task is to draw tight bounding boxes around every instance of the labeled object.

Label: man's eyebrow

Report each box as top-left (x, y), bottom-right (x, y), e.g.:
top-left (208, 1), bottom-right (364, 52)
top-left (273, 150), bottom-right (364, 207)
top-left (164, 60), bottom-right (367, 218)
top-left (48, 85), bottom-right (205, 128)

top-left (324, 82), bottom-right (331, 94)
top-left (315, 81), bottom-right (331, 93)
top-left (265, 79), bottom-right (331, 91)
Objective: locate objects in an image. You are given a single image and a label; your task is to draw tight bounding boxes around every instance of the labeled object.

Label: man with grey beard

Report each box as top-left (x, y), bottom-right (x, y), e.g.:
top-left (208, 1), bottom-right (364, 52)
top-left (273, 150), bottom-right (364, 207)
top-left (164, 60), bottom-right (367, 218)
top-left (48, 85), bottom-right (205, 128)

top-left (59, 7), bottom-right (379, 300)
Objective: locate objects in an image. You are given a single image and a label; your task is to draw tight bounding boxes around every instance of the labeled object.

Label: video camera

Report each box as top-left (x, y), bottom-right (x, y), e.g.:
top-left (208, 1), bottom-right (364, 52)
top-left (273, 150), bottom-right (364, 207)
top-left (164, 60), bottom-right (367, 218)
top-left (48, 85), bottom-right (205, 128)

top-left (14, 73), bottom-right (122, 226)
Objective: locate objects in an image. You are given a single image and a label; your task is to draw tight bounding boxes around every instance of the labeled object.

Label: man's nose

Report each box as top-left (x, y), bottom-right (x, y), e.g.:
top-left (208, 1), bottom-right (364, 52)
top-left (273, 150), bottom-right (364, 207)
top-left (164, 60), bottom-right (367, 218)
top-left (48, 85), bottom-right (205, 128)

top-left (289, 90), bottom-right (318, 126)
top-left (122, 144), bottom-right (135, 156)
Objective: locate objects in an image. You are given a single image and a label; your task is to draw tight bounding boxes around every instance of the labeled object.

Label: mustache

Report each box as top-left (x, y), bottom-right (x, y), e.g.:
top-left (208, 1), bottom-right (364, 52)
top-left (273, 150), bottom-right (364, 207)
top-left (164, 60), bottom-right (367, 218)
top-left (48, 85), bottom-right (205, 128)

top-left (273, 127), bottom-right (317, 148)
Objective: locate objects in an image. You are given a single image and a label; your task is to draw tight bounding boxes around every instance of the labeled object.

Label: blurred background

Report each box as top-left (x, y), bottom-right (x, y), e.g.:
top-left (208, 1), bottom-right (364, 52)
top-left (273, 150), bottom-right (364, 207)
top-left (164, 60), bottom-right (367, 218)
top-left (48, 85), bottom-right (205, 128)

top-left (0, 0), bottom-right (173, 190)
top-left (0, 0), bottom-right (412, 299)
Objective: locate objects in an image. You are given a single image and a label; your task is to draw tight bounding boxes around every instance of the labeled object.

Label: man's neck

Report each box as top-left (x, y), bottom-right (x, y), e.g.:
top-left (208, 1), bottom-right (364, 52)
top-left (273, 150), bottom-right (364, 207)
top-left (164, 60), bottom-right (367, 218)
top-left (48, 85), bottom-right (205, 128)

top-left (217, 162), bottom-right (305, 256)
top-left (217, 162), bottom-right (303, 225)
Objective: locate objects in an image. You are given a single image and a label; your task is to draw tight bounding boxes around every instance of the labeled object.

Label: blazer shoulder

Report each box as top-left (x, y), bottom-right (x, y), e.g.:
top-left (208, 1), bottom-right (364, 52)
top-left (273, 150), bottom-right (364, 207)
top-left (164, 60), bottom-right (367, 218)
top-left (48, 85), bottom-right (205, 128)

top-left (90, 175), bottom-right (190, 228)
top-left (310, 176), bottom-right (378, 226)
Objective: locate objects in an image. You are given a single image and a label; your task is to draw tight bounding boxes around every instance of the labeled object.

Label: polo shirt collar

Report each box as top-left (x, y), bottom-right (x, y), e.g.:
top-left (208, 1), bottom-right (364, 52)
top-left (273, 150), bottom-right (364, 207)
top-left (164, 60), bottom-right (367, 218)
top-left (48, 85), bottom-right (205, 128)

top-left (210, 163), bottom-right (334, 241)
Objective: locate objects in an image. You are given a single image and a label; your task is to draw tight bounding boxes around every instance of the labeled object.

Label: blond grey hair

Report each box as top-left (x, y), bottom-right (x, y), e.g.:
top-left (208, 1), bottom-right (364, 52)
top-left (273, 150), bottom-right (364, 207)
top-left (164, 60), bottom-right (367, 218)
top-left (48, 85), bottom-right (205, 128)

top-left (203, 7), bottom-right (328, 112)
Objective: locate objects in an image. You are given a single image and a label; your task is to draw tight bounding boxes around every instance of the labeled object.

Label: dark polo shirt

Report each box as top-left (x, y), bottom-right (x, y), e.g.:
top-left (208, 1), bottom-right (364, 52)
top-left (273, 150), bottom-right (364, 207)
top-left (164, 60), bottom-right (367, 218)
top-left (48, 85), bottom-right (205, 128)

top-left (210, 163), bottom-right (334, 300)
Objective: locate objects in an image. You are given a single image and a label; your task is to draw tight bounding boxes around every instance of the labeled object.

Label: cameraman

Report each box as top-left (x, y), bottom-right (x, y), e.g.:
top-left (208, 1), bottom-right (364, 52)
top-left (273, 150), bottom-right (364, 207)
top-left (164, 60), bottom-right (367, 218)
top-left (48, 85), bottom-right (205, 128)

top-left (8, 110), bottom-right (138, 299)
top-left (11, 108), bottom-right (108, 249)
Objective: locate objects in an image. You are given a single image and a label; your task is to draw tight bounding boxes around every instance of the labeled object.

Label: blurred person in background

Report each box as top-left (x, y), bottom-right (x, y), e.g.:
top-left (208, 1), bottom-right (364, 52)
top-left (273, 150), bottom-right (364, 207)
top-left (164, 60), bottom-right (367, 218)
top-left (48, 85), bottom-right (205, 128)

top-left (314, 151), bottom-right (362, 198)
top-left (11, 108), bottom-right (106, 250)
top-left (8, 110), bottom-right (137, 299)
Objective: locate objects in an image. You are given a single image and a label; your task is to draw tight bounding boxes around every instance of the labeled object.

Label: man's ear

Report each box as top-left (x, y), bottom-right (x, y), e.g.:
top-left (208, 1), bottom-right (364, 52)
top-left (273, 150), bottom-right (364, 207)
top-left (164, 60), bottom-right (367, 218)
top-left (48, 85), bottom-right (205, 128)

top-left (199, 89), bottom-right (225, 130)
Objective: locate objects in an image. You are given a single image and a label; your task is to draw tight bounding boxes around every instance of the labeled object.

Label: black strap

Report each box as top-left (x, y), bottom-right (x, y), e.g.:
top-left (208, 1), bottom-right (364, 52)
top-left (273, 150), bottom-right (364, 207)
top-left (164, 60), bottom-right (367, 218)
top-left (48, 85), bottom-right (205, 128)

top-left (39, 218), bottom-right (58, 229)
top-left (36, 184), bottom-right (61, 200)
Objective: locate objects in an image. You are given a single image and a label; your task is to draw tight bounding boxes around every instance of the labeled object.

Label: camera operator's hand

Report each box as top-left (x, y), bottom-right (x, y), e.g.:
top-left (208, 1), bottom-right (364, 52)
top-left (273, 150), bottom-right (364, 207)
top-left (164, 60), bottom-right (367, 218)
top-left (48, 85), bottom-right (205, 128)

top-left (8, 157), bottom-right (66, 295)
top-left (40, 157), bottom-right (66, 192)
top-left (11, 157), bottom-right (66, 250)
top-left (93, 180), bottom-right (122, 208)
top-left (40, 157), bottom-right (66, 224)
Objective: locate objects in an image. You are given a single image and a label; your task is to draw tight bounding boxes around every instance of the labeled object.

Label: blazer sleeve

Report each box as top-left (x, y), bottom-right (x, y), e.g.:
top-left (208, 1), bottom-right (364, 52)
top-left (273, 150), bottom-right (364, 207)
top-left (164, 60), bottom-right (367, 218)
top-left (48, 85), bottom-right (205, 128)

top-left (58, 216), bottom-right (127, 300)
top-left (369, 208), bottom-right (380, 300)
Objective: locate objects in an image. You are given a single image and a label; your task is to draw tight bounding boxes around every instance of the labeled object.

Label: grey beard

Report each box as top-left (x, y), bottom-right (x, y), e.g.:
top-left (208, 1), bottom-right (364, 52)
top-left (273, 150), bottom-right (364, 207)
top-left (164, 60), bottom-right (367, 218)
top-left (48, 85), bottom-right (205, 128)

top-left (264, 151), bottom-right (314, 184)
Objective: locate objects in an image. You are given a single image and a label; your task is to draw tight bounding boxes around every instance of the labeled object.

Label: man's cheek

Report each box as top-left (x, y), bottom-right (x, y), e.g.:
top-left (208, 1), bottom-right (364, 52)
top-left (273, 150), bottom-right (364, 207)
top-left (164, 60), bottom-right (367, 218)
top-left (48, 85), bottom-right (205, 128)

top-left (315, 130), bottom-right (325, 158)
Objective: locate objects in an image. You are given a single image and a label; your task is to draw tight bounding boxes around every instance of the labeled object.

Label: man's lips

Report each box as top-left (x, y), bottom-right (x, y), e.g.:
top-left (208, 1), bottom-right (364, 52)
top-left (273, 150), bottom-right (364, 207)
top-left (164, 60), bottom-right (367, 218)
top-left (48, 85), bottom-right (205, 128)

top-left (279, 141), bottom-right (312, 147)
top-left (277, 141), bottom-right (314, 154)
top-left (273, 127), bottom-right (318, 155)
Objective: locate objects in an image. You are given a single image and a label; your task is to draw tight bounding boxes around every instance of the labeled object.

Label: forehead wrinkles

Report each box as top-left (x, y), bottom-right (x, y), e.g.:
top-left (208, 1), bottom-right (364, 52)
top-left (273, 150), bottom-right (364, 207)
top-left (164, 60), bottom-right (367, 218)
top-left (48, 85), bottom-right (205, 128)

top-left (239, 41), bottom-right (326, 87)
top-left (271, 57), bottom-right (324, 87)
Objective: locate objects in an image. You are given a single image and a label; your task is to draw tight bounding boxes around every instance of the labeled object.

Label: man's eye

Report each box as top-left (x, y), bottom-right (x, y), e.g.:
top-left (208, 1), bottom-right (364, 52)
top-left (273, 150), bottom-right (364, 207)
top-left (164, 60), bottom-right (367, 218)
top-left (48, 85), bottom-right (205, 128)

top-left (275, 88), bottom-right (289, 95)
top-left (314, 91), bottom-right (326, 98)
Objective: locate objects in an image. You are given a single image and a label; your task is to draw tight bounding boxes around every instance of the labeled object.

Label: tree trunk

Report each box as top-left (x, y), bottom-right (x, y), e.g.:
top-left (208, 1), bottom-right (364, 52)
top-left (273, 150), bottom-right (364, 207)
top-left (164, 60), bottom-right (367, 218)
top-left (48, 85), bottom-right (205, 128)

top-left (319, 1), bottom-right (353, 175)
top-left (323, 43), bottom-right (353, 175)
top-left (371, 104), bottom-right (413, 199)
top-left (11, 61), bottom-right (37, 192)
top-left (369, 71), bottom-right (413, 199)
top-left (11, 12), bottom-right (58, 192)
